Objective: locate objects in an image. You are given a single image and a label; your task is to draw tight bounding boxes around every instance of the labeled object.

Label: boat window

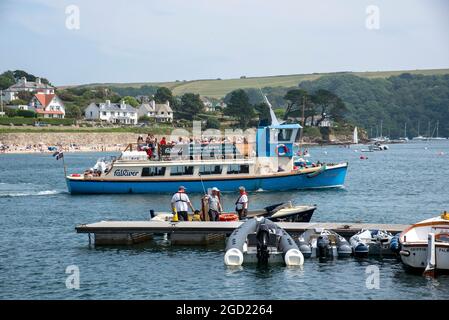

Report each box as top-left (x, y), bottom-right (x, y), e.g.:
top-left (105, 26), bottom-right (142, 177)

top-left (170, 166), bottom-right (194, 176)
top-left (227, 164), bottom-right (249, 174)
top-left (199, 165), bottom-right (223, 175)
top-left (142, 167), bottom-right (166, 176)
top-left (278, 129), bottom-right (293, 142)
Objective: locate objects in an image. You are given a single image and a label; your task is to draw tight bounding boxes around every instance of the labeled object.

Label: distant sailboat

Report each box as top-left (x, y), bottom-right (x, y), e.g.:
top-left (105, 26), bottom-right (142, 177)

top-left (398, 123), bottom-right (409, 142)
top-left (353, 127), bottom-right (359, 144)
top-left (412, 120), bottom-right (427, 141)
top-left (429, 120), bottom-right (446, 140)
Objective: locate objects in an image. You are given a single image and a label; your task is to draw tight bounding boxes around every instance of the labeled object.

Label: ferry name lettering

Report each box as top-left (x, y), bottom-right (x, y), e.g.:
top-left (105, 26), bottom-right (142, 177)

top-left (114, 169), bottom-right (139, 177)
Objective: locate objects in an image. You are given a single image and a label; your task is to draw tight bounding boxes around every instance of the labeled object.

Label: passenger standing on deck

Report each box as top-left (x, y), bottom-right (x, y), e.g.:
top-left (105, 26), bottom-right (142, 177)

top-left (235, 186), bottom-right (248, 220)
top-left (171, 186), bottom-right (195, 221)
top-left (206, 187), bottom-right (223, 221)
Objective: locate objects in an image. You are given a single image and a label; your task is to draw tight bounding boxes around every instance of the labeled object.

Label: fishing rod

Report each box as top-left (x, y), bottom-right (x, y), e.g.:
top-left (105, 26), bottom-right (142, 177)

top-left (199, 173), bottom-right (207, 195)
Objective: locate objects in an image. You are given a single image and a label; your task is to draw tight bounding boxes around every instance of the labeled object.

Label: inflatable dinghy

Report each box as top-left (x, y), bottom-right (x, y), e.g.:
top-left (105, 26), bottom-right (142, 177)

top-left (298, 228), bottom-right (352, 258)
top-left (224, 217), bottom-right (304, 266)
top-left (349, 229), bottom-right (394, 257)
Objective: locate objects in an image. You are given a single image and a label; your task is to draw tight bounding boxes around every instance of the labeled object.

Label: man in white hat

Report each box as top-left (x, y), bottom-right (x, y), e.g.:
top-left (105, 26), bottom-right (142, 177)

top-left (206, 187), bottom-right (222, 221)
top-left (171, 186), bottom-right (195, 221)
top-left (235, 186), bottom-right (248, 220)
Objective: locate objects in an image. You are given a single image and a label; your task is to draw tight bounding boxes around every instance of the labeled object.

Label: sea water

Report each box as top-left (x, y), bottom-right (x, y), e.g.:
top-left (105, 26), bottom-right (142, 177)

top-left (0, 141), bottom-right (448, 299)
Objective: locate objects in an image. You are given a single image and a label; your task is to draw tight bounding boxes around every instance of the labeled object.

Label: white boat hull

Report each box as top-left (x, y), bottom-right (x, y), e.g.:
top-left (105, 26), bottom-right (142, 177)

top-left (400, 244), bottom-right (449, 270)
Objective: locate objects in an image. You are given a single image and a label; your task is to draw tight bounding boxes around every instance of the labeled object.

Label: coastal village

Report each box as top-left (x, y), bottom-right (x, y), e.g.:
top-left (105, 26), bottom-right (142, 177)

top-left (0, 71), bottom-right (350, 153)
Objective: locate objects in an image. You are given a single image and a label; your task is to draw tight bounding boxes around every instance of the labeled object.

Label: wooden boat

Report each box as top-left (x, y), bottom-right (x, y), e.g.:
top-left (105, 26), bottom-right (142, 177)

top-left (399, 211), bottom-right (449, 274)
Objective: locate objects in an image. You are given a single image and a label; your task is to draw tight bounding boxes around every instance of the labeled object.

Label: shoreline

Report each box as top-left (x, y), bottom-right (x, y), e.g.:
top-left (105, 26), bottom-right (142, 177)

top-left (0, 141), bottom-right (358, 155)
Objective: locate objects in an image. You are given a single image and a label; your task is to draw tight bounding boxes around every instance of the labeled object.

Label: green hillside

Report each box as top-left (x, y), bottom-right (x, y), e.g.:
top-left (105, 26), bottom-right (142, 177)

top-left (75, 68), bottom-right (449, 98)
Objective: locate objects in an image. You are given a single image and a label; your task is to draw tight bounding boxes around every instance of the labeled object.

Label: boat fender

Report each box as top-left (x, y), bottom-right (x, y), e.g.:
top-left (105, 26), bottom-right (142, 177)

top-left (219, 213), bottom-right (239, 222)
top-left (275, 144), bottom-right (289, 157)
top-left (399, 250), bottom-right (410, 257)
top-left (224, 248), bottom-right (244, 266)
top-left (284, 249), bottom-right (304, 266)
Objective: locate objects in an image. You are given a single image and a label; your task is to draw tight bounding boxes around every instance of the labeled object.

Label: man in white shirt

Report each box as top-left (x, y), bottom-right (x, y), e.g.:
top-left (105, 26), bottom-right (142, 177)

top-left (235, 186), bottom-right (248, 220)
top-left (171, 186), bottom-right (195, 221)
top-left (206, 187), bottom-right (222, 221)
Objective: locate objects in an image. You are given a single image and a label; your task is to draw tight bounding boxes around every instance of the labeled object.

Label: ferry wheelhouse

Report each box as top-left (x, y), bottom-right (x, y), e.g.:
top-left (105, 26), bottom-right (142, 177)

top-left (66, 121), bottom-right (348, 194)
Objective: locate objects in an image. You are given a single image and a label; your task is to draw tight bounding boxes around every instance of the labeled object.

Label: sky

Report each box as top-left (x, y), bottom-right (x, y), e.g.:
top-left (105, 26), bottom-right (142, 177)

top-left (0, 0), bottom-right (448, 86)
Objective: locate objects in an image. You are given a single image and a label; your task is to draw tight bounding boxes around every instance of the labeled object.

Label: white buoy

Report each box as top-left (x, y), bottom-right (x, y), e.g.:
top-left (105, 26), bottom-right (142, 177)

top-left (224, 248), bottom-right (244, 266)
top-left (284, 249), bottom-right (304, 266)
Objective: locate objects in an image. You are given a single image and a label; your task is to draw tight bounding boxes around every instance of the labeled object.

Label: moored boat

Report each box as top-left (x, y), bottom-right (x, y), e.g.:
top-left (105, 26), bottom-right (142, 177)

top-left (224, 217), bottom-right (304, 266)
top-left (350, 229), bottom-right (394, 257)
top-left (247, 202), bottom-right (316, 222)
top-left (66, 101), bottom-right (348, 194)
top-left (150, 202), bottom-right (316, 223)
top-left (399, 211), bottom-right (449, 273)
top-left (298, 228), bottom-right (352, 259)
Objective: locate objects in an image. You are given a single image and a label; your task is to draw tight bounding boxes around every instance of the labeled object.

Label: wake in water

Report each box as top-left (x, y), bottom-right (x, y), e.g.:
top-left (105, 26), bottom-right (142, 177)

top-left (0, 182), bottom-right (65, 198)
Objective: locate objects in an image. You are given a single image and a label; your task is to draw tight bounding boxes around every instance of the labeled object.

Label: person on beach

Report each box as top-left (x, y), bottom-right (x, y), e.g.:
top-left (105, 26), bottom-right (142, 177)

top-left (235, 186), bottom-right (248, 220)
top-left (171, 186), bottom-right (195, 221)
top-left (205, 187), bottom-right (222, 221)
top-left (160, 137), bottom-right (167, 145)
top-left (145, 134), bottom-right (152, 146)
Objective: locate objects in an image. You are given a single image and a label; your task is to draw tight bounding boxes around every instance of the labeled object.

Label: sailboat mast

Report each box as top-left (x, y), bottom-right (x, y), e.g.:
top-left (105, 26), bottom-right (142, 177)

top-left (417, 120), bottom-right (420, 136)
top-left (436, 120), bottom-right (439, 138)
top-left (299, 96), bottom-right (306, 154)
top-left (404, 122), bottom-right (407, 138)
top-left (428, 121), bottom-right (431, 138)
top-left (380, 120), bottom-right (383, 138)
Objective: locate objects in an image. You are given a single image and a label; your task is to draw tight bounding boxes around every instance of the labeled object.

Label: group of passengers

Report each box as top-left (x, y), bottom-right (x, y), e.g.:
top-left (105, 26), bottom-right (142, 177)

top-left (170, 185), bottom-right (249, 222)
top-left (136, 134), bottom-right (250, 161)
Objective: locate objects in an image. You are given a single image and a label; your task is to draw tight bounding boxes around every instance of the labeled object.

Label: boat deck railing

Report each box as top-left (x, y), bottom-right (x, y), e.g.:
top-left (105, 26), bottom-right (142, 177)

top-left (122, 142), bottom-right (254, 162)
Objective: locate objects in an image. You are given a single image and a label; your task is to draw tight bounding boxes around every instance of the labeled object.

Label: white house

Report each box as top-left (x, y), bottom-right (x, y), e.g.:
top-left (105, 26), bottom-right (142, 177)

top-left (201, 97), bottom-right (213, 111)
top-left (3, 77), bottom-right (54, 102)
top-left (137, 100), bottom-right (173, 123)
top-left (84, 100), bottom-right (138, 124)
top-left (7, 105), bottom-right (31, 111)
top-left (29, 93), bottom-right (65, 118)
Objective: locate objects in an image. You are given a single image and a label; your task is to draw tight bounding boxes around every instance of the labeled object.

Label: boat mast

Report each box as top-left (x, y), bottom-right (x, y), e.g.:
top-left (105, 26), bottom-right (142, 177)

top-left (404, 122), bottom-right (407, 138)
top-left (427, 121), bottom-right (431, 138)
top-left (436, 120), bottom-right (439, 138)
top-left (0, 90), bottom-right (3, 116)
top-left (299, 96), bottom-right (305, 154)
top-left (417, 120), bottom-right (420, 137)
top-left (380, 120), bottom-right (383, 139)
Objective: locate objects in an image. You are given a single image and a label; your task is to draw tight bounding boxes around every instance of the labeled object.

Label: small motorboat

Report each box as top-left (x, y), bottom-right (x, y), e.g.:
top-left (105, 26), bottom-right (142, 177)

top-left (247, 202), bottom-right (316, 222)
top-left (350, 229), bottom-right (394, 257)
top-left (150, 202), bottom-right (316, 222)
top-left (298, 228), bottom-right (352, 259)
top-left (399, 211), bottom-right (449, 275)
top-left (224, 217), bottom-right (304, 266)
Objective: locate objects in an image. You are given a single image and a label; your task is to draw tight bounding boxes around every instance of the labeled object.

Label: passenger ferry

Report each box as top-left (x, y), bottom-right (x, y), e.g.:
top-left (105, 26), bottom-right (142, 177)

top-left (66, 108), bottom-right (348, 194)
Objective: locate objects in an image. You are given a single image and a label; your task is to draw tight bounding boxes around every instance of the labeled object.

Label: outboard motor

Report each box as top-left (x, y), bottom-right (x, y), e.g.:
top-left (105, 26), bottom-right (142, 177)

top-left (256, 223), bottom-right (272, 264)
top-left (390, 234), bottom-right (401, 254)
top-left (317, 235), bottom-right (331, 258)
